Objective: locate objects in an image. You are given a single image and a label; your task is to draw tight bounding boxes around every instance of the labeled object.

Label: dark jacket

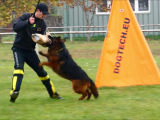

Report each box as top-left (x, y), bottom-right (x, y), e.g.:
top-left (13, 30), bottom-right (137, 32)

top-left (13, 13), bottom-right (47, 50)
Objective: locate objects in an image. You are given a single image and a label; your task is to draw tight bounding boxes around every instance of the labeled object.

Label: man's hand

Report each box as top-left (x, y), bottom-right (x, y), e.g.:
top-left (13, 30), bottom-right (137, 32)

top-left (29, 15), bottom-right (35, 24)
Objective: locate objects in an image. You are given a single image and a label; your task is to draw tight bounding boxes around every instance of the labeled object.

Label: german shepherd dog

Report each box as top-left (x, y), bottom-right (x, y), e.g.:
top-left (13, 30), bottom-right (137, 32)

top-left (38, 36), bottom-right (99, 100)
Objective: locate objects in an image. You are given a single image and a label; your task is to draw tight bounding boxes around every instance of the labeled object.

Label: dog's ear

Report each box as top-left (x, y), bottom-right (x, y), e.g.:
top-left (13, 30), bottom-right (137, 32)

top-left (61, 39), bottom-right (66, 42)
top-left (58, 36), bottom-right (61, 41)
top-left (61, 37), bottom-right (67, 42)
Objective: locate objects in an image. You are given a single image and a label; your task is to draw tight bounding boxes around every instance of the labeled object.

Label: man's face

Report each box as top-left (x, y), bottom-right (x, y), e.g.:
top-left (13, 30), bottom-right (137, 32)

top-left (36, 9), bottom-right (47, 19)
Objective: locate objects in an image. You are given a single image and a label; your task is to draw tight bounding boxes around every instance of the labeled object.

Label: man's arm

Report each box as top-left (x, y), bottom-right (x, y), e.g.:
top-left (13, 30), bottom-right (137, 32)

top-left (41, 21), bottom-right (47, 35)
top-left (13, 13), bottom-right (33, 33)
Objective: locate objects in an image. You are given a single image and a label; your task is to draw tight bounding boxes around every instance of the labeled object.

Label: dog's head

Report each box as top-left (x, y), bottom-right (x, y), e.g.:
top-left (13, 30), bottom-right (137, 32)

top-left (32, 33), bottom-right (66, 48)
top-left (46, 35), bottom-right (66, 51)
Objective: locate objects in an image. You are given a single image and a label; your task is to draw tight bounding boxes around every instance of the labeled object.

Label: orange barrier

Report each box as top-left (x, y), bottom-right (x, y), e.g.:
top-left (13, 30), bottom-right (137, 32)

top-left (95, 0), bottom-right (160, 87)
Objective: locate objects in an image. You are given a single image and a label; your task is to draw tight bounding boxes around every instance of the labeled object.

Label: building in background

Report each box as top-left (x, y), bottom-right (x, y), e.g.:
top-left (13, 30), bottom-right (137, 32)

top-left (62, 0), bottom-right (160, 38)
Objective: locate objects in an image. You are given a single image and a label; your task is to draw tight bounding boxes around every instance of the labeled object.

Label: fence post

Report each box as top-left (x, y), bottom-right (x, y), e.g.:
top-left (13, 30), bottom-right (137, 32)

top-left (70, 27), bottom-right (73, 42)
top-left (0, 35), bottom-right (2, 43)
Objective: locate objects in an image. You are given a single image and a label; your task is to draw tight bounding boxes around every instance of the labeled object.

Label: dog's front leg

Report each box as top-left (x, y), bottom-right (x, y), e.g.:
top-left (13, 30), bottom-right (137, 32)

top-left (39, 51), bottom-right (49, 58)
top-left (39, 62), bottom-right (51, 68)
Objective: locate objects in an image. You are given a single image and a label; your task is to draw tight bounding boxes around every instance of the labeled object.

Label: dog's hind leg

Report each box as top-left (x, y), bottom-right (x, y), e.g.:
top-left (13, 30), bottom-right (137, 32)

top-left (86, 88), bottom-right (92, 100)
top-left (78, 92), bottom-right (88, 100)
top-left (72, 80), bottom-right (89, 100)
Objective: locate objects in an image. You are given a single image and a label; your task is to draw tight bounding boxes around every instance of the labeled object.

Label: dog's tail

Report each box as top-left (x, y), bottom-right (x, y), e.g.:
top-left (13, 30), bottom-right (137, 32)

top-left (89, 79), bottom-right (99, 99)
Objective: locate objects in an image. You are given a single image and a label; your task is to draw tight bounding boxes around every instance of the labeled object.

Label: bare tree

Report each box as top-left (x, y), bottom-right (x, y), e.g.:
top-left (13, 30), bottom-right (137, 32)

top-left (59, 0), bottom-right (109, 41)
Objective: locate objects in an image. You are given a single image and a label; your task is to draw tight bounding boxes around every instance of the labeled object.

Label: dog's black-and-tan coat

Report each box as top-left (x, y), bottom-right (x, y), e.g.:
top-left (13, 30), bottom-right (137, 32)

top-left (39, 36), bottom-right (99, 100)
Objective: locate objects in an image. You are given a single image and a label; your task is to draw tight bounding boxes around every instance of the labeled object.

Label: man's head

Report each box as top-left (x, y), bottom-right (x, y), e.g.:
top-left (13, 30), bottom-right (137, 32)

top-left (35, 3), bottom-right (49, 19)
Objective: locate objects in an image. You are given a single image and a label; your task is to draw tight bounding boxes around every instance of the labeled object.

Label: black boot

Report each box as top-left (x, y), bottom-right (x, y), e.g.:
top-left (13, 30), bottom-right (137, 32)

top-left (51, 92), bottom-right (64, 100)
top-left (10, 91), bottom-right (19, 103)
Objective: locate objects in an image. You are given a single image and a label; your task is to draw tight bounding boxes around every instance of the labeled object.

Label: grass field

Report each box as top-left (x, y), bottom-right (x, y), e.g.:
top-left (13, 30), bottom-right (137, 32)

top-left (0, 37), bottom-right (160, 120)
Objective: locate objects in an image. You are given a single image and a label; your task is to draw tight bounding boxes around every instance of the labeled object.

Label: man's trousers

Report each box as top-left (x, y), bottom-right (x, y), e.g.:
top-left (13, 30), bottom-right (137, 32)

top-left (10, 47), bottom-right (56, 98)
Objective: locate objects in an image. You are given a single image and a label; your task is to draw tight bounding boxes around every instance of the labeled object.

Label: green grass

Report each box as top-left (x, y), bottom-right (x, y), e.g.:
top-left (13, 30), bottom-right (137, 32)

top-left (0, 38), bottom-right (160, 120)
top-left (2, 35), bottom-right (15, 42)
top-left (146, 35), bottom-right (160, 40)
top-left (2, 35), bottom-right (105, 42)
top-left (69, 36), bottom-right (105, 41)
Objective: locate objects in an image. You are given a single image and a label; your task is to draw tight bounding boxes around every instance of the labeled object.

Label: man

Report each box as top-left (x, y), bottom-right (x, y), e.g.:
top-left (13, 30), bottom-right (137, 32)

top-left (10, 3), bottom-right (63, 103)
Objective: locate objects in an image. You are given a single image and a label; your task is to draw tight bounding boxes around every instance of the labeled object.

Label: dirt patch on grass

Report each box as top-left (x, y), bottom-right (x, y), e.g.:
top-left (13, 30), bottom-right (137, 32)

top-left (68, 49), bottom-right (102, 59)
top-left (67, 43), bottom-right (103, 59)
top-left (39, 48), bottom-right (102, 59)
top-left (77, 43), bottom-right (103, 47)
top-left (152, 50), bottom-right (160, 56)
top-left (149, 42), bottom-right (160, 56)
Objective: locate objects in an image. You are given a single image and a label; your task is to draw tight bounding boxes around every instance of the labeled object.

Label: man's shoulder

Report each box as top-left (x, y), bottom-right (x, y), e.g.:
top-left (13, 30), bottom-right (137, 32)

top-left (38, 19), bottom-right (46, 25)
top-left (23, 13), bottom-right (32, 15)
top-left (21, 13), bottom-right (32, 18)
top-left (40, 18), bottom-right (45, 22)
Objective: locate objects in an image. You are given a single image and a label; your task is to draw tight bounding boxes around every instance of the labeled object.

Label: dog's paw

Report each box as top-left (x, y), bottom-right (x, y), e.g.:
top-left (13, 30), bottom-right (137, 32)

top-left (39, 63), bottom-right (43, 67)
top-left (39, 51), bottom-right (43, 55)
